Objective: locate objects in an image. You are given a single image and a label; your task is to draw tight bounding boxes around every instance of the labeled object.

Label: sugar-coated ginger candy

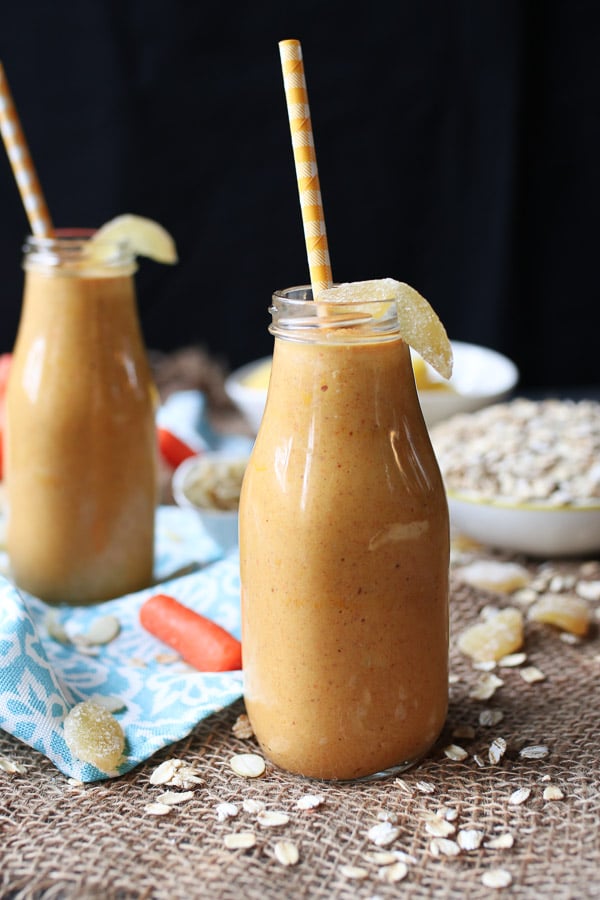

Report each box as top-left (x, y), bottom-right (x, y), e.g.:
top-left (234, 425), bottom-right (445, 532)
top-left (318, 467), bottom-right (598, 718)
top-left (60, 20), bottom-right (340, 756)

top-left (458, 607), bottom-right (524, 663)
top-left (63, 700), bottom-right (125, 772)
top-left (528, 592), bottom-right (591, 637)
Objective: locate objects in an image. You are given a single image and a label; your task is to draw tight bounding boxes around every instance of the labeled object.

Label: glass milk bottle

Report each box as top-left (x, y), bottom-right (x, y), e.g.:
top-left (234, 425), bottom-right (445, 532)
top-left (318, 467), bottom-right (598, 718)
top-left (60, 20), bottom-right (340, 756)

top-left (239, 286), bottom-right (450, 781)
top-left (5, 232), bottom-right (157, 605)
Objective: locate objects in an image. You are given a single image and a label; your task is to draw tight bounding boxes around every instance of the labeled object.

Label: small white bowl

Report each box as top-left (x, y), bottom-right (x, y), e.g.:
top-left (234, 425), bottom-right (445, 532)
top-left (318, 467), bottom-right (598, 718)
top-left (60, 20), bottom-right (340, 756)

top-left (172, 453), bottom-right (248, 553)
top-left (448, 494), bottom-right (600, 558)
top-left (417, 341), bottom-right (519, 426)
top-left (225, 342), bottom-right (519, 432)
top-left (225, 356), bottom-right (272, 434)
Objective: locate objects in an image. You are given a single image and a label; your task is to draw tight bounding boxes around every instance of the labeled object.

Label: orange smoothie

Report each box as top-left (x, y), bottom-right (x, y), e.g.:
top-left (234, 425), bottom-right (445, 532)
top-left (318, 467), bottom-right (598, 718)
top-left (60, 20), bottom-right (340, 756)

top-left (239, 290), bottom-right (449, 781)
top-left (5, 236), bottom-right (157, 604)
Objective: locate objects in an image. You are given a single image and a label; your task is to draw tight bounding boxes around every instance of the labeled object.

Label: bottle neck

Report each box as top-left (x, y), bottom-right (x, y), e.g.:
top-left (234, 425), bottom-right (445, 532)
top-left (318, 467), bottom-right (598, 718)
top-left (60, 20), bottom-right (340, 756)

top-left (269, 285), bottom-right (403, 345)
top-left (22, 232), bottom-right (137, 278)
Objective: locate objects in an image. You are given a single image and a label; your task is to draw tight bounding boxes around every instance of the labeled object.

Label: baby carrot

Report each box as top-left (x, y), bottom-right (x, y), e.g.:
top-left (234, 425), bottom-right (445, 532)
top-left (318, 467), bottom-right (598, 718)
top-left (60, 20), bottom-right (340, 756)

top-left (140, 593), bottom-right (242, 672)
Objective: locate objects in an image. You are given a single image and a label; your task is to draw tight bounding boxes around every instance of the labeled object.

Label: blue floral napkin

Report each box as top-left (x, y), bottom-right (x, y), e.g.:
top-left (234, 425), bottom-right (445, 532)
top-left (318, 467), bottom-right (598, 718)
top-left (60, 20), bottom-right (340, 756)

top-left (0, 390), bottom-right (253, 782)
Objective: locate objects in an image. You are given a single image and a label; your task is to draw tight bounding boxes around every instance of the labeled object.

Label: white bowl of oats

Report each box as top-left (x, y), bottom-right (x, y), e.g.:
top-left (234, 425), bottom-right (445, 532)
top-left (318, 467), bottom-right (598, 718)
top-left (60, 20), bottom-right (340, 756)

top-left (172, 452), bottom-right (249, 554)
top-left (431, 398), bottom-right (600, 557)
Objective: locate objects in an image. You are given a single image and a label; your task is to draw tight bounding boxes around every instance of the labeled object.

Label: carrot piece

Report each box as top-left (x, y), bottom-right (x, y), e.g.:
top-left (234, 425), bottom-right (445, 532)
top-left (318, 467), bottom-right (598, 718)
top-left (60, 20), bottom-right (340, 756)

top-left (139, 593), bottom-right (242, 672)
top-left (157, 427), bottom-right (197, 469)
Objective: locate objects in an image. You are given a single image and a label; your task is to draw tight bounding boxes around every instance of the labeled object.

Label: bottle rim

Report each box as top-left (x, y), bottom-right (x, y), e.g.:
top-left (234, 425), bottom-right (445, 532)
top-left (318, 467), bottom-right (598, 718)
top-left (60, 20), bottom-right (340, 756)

top-left (269, 284), bottom-right (402, 342)
top-left (22, 230), bottom-right (137, 274)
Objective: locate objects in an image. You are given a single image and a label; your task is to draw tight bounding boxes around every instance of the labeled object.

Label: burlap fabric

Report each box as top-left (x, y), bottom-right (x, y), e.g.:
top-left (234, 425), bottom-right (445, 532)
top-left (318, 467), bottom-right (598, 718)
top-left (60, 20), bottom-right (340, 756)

top-left (2, 353), bottom-right (599, 898)
top-left (1, 549), bottom-right (599, 900)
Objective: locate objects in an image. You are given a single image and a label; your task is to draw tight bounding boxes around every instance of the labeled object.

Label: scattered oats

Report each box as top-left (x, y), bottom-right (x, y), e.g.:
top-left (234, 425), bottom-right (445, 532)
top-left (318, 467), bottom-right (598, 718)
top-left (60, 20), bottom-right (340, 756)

top-left (297, 793), bottom-right (325, 810)
top-left (377, 810), bottom-right (398, 824)
top-left (425, 817), bottom-right (456, 837)
top-left (81, 614), bottom-right (121, 645)
top-left (479, 708), bottom-right (504, 727)
top-left (340, 865), bottom-right (369, 881)
top-left (457, 829), bottom-right (484, 851)
top-left (156, 790), bottom-right (194, 806)
top-left (0, 756), bottom-right (26, 775)
top-left (66, 777), bottom-right (84, 787)
top-left (256, 810), bottom-right (290, 828)
top-left (393, 777), bottom-right (413, 793)
top-left (520, 666), bottom-right (546, 684)
top-left (415, 780), bottom-right (436, 794)
top-left (473, 659), bottom-right (497, 671)
top-left (519, 744), bottom-right (549, 760)
top-left (154, 652), bottom-right (180, 664)
top-left (394, 850), bottom-right (418, 865)
top-left (543, 785), bottom-right (564, 801)
top-left (549, 574), bottom-right (568, 592)
top-left (150, 758), bottom-right (184, 786)
top-left (448, 673), bottom-right (461, 684)
top-left (145, 802), bottom-right (172, 816)
top-left (473, 754), bottom-right (485, 768)
top-left (129, 657), bottom-right (147, 667)
top-left (498, 652), bottom-right (527, 667)
top-left (489, 737), bottom-right (507, 765)
top-left (215, 802), bottom-right (239, 821)
top-left (150, 758), bottom-right (204, 790)
top-left (364, 851), bottom-right (398, 865)
top-left (88, 694), bottom-right (126, 714)
top-left (242, 798), bottom-right (266, 815)
top-left (444, 808), bottom-right (459, 822)
top-left (559, 632), bottom-right (581, 645)
top-left (484, 833), bottom-right (514, 850)
top-left (45, 611), bottom-right (70, 643)
top-left (576, 579), bottom-right (600, 602)
top-left (452, 724), bottom-right (476, 740)
top-left (274, 841), bottom-right (300, 866)
top-left (508, 787), bottom-right (531, 805)
top-left (378, 862), bottom-right (408, 883)
top-left (232, 713), bottom-right (254, 739)
top-left (444, 744), bottom-right (469, 761)
top-left (169, 765), bottom-right (204, 789)
top-left (540, 774), bottom-right (551, 782)
top-left (367, 821), bottom-right (401, 846)
top-left (512, 588), bottom-right (538, 607)
top-left (224, 832), bottom-right (256, 850)
top-left (455, 560), bottom-right (530, 593)
top-left (429, 837), bottom-right (460, 857)
top-left (469, 672), bottom-right (504, 700)
top-left (481, 868), bottom-right (512, 889)
top-left (230, 753), bottom-right (266, 778)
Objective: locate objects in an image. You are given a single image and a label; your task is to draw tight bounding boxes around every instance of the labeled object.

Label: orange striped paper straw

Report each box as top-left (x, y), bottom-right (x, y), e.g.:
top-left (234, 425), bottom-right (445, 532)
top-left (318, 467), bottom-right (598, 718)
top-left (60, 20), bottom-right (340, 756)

top-left (279, 39), bottom-right (332, 297)
top-left (0, 61), bottom-right (54, 237)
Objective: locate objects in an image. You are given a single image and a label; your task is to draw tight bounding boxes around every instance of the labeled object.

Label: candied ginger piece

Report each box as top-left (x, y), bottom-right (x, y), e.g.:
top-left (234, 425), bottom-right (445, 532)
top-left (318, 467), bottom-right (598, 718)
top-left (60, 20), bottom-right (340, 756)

top-left (317, 279), bottom-right (452, 380)
top-left (63, 700), bottom-right (125, 773)
top-left (528, 593), bottom-right (591, 637)
top-left (91, 214), bottom-right (178, 264)
top-left (458, 608), bottom-right (524, 662)
top-left (456, 560), bottom-right (530, 594)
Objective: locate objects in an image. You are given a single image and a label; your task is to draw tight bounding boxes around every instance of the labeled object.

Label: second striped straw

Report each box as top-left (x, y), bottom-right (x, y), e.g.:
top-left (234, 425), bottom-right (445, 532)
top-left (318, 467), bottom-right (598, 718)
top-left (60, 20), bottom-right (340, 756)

top-left (0, 61), bottom-right (54, 238)
top-left (279, 39), bottom-right (332, 297)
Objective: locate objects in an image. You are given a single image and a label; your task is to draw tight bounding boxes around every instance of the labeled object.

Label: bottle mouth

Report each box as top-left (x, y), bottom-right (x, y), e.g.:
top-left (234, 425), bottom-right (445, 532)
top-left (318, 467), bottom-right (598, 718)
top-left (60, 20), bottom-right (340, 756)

top-left (269, 284), bottom-right (402, 342)
top-left (23, 232), bottom-right (137, 274)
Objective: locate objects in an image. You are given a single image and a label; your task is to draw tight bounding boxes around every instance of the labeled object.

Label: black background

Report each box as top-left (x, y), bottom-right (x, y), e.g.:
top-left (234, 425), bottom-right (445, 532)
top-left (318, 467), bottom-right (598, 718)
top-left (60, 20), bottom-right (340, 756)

top-left (1, 0), bottom-right (599, 390)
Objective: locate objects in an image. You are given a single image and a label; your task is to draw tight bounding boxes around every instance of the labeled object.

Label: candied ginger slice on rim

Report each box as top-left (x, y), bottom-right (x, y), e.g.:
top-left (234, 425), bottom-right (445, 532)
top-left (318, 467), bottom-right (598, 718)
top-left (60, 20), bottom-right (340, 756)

top-left (91, 214), bottom-right (178, 264)
top-left (317, 278), bottom-right (453, 380)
